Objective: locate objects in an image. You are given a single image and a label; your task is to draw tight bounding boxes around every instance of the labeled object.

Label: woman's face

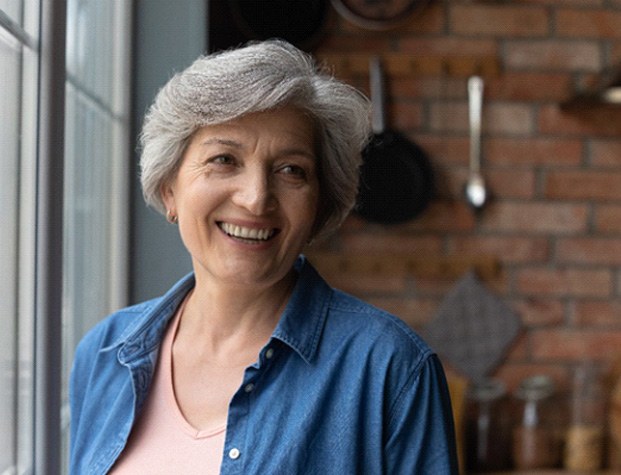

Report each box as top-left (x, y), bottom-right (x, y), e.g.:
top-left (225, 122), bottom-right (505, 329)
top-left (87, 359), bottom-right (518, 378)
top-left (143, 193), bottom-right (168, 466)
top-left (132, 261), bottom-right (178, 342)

top-left (161, 107), bottom-right (320, 290)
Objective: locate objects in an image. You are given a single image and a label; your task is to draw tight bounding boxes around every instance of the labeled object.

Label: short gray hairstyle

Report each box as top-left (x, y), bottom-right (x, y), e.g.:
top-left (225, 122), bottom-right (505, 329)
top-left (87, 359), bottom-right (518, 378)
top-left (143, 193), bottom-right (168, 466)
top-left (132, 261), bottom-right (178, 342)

top-left (140, 40), bottom-right (371, 239)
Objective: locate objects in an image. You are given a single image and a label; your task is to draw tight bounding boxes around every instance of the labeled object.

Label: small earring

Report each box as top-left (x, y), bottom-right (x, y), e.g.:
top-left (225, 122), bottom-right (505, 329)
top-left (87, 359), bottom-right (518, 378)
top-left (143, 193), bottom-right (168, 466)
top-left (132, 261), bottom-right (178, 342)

top-left (166, 209), bottom-right (178, 224)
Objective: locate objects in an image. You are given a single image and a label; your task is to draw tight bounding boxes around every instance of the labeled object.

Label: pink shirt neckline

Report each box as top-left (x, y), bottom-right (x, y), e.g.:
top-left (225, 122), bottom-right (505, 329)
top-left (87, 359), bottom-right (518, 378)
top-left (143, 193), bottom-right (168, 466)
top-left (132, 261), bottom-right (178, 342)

top-left (109, 296), bottom-right (227, 474)
top-left (166, 296), bottom-right (227, 439)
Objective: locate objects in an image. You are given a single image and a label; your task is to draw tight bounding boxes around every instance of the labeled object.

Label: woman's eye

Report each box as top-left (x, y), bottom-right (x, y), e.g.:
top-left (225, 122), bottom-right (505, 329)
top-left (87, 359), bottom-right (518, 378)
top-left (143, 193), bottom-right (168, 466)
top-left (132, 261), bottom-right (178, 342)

top-left (208, 155), bottom-right (235, 166)
top-left (280, 164), bottom-right (307, 179)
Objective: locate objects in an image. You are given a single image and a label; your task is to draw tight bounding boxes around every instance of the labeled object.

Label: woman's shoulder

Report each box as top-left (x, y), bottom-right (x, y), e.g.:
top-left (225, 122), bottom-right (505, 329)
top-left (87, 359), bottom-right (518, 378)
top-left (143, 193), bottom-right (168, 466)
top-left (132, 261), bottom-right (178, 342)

top-left (75, 297), bottom-right (161, 357)
top-left (325, 288), bottom-right (434, 364)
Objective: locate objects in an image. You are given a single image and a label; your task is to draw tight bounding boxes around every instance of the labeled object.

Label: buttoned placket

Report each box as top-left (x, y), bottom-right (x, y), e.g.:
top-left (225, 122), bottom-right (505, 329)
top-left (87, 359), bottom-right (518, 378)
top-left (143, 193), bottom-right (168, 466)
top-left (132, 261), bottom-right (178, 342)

top-left (220, 344), bottom-right (277, 473)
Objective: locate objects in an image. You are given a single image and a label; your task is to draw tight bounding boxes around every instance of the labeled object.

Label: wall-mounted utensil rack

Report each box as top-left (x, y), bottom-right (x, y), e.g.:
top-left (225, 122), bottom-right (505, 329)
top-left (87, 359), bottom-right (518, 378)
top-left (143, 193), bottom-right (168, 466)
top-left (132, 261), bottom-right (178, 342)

top-left (306, 252), bottom-right (500, 280)
top-left (317, 53), bottom-right (501, 78)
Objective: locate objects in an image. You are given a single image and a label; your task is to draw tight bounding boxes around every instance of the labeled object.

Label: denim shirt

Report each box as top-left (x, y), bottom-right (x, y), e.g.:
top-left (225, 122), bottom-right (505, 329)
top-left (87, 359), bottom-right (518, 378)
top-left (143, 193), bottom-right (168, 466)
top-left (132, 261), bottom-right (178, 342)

top-left (70, 256), bottom-right (458, 474)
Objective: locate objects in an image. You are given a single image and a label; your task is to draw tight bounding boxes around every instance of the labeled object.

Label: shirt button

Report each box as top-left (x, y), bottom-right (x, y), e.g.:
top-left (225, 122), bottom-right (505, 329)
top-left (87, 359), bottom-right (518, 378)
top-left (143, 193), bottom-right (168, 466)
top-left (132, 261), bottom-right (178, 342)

top-left (265, 348), bottom-right (274, 359)
top-left (228, 448), bottom-right (241, 460)
top-left (244, 383), bottom-right (255, 393)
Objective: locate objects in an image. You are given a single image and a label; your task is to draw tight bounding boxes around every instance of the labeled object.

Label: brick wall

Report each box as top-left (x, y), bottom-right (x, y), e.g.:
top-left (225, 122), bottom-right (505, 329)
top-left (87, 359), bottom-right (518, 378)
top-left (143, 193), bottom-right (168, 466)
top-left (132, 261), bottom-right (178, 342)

top-left (311, 0), bottom-right (621, 392)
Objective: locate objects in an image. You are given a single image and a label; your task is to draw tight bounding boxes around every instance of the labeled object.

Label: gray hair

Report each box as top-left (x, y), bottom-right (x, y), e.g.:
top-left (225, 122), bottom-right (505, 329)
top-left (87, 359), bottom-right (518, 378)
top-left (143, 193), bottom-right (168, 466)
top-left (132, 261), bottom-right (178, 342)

top-left (140, 40), bottom-right (371, 239)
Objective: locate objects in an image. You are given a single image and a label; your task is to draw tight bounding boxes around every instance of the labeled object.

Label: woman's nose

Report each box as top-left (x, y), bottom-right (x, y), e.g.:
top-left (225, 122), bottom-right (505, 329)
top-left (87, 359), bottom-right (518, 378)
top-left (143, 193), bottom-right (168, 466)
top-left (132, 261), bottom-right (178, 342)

top-left (232, 168), bottom-right (277, 215)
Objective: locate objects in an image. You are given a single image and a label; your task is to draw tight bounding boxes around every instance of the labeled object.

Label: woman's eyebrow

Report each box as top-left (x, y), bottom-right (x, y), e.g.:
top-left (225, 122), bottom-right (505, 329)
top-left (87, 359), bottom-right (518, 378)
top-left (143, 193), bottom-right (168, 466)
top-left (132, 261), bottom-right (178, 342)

top-left (200, 137), bottom-right (243, 148)
top-left (280, 147), bottom-right (316, 160)
top-left (201, 137), bottom-right (315, 159)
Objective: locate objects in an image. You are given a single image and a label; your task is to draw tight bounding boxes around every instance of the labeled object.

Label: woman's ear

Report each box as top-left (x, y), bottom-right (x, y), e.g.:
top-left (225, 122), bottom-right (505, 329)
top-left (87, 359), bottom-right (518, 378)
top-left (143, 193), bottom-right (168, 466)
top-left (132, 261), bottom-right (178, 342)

top-left (160, 180), bottom-right (175, 211)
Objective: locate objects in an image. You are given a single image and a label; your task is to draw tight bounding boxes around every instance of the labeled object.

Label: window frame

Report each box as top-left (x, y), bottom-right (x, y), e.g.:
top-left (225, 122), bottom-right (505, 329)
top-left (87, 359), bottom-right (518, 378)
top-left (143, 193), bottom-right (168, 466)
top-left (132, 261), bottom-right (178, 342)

top-left (33, 1), bottom-right (66, 473)
top-left (0, 0), bottom-right (132, 473)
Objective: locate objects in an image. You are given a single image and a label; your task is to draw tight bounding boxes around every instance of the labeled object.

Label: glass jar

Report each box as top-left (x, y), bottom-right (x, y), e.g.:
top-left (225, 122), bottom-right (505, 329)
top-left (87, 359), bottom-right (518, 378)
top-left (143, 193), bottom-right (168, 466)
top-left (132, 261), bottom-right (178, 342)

top-left (511, 375), bottom-right (561, 470)
top-left (564, 363), bottom-right (607, 471)
top-left (464, 378), bottom-right (512, 472)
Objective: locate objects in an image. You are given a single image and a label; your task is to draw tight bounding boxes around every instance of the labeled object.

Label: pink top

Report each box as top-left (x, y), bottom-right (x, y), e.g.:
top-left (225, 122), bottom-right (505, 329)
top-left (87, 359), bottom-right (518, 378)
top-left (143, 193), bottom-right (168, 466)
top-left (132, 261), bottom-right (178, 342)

top-left (110, 299), bottom-right (226, 474)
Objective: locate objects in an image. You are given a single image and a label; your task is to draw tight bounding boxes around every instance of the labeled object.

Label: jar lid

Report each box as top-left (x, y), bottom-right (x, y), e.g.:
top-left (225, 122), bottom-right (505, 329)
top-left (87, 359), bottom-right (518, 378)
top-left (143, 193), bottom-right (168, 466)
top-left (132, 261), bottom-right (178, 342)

top-left (515, 375), bottom-right (555, 401)
top-left (467, 378), bottom-right (507, 402)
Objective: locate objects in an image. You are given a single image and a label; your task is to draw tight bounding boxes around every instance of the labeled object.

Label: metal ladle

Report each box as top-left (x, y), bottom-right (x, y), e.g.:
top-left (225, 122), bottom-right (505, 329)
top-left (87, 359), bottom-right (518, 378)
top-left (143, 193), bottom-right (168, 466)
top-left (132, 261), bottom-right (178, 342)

top-left (464, 75), bottom-right (488, 211)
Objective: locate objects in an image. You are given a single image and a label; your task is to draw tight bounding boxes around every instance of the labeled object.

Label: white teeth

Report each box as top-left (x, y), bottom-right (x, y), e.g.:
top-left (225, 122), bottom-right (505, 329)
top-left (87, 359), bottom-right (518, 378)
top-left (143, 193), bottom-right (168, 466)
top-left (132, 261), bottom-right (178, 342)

top-left (220, 222), bottom-right (274, 241)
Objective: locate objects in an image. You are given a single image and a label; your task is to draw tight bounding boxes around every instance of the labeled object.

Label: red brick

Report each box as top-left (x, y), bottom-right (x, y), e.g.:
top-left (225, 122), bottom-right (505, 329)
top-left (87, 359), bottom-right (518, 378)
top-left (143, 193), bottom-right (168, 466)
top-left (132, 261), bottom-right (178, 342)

top-left (539, 105), bottom-right (621, 136)
top-left (434, 166), bottom-right (535, 201)
top-left (486, 72), bottom-right (574, 102)
top-left (531, 328), bottom-right (621, 360)
top-left (485, 104), bottom-right (536, 135)
top-left (503, 334), bottom-right (529, 362)
top-left (407, 201), bottom-right (477, 233)
top-left (450, 4), bottom-right (549, 37)
top-left (556, 9), bottom-right (621, 38)
top-left (398, 2), bottom-right (445, 34)
top-left (486, 169), bottom-right (536, 199)
top-left (594, 205), bottom-right (621, 233)
top-left (432, 166), bottom-right (469, 200)
top-left (513, 0), bottom-right (603, 7)
top-left (485, 138), bottom-right (583, 167)
top-left (340, 233), bottom-right (443, 255)
top-left (315, 36), bottom-right (392, 55)
top-left (417, 135), bottom-right (469, 167)
top-left (408, 277), bottom-right (454, 297)
top-left (545, 170), bottom-right (621, 201)
top-left (317, 271), bottom-right (407, 296)
top-left (389, 101), bottom-right (424, 131)
top-left (481, 202), bottom-right (589, 234)
top-left (573, 300), bottom-right (621, 326)
top-left (367, 296), bottom-right (439, 330)
top-left (392, 76), bottom-right (465, 101)
top-left (557, 237), bottom-right (621, 265)
top-left (450, 236), bottom-right (549, 264)
top-left (429, 103), bottom-right (467, 134)
top-left (398, 37), bottom-right (498, 57)
top-left (514, 298), bottom-right (565, 326)
top-left (430, 103), bottom-right (534, 135)
top-left (591, 140), bottom-right (621, 167)
top-left (516, 268), bottom-right (612, 297)
top-left (505, 40), bottom-right (602, 71)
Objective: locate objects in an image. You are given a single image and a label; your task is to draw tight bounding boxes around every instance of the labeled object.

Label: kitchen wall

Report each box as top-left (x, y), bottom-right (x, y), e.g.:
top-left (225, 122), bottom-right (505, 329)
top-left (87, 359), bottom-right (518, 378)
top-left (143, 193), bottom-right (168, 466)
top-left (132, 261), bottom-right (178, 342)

top-left (310, 0), bottom-right (621, 392)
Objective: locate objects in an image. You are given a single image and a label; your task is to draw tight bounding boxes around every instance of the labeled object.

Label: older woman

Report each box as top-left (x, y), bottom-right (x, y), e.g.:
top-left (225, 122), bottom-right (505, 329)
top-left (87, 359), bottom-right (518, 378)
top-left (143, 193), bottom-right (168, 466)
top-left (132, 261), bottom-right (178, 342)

top-left (69, 40), bottom-right (457, 474)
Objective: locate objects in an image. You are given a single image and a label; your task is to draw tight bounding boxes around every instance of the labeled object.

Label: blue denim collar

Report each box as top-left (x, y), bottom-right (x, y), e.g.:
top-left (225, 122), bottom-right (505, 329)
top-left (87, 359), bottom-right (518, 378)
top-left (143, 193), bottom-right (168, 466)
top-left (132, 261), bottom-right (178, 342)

top-left (112, 255), bottom-right (330, 365)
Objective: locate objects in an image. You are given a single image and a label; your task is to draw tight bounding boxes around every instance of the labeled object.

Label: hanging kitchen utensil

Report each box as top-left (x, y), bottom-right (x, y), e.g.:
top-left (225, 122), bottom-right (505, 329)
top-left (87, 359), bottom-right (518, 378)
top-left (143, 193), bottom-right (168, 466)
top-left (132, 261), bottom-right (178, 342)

top-left (464, 76), bottom-right (488, 212)
top-left (423, 271), bottom-right (521, 383)
top-left (331, 0), bottom-right (430, 30)
top-left (226, 0), bottom-right (330, 51)
top-left (355, 56), bottom-right (434, 224)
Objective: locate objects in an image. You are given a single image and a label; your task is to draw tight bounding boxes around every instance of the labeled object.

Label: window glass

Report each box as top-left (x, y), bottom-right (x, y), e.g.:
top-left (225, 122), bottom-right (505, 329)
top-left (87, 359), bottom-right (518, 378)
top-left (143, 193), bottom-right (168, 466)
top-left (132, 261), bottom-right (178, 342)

top-left (0, 3), bottom-right (38, 472)
top-left (62, 0), bottom-right (131, 469)
top-left (0, 1), bottom-right (131, 471)
top-left (0, 0), bottom-right (22, 25)
top-left (62, 0), bottom-right (130, 376)
top-left (63, 83), bottom-right (116, 343)
top-left (0, 25), bottom-right (22, 474)
top-left (66, 0), bottom-right (117, 110)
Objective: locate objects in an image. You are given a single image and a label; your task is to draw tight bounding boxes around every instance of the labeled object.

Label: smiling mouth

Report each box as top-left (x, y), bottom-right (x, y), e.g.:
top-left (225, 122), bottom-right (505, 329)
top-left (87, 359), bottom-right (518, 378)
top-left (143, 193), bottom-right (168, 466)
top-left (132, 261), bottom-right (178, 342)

top-left (218, 222), bottom-right (278, 242)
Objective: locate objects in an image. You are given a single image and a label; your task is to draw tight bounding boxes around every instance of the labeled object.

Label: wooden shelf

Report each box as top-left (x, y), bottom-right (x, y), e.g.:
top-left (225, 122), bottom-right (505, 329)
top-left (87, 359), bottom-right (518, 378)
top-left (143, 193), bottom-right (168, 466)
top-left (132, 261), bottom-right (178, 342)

top-left (306, 252), bottom-right (500, 280)
top-left (316, 52), bottom-right (502, 78)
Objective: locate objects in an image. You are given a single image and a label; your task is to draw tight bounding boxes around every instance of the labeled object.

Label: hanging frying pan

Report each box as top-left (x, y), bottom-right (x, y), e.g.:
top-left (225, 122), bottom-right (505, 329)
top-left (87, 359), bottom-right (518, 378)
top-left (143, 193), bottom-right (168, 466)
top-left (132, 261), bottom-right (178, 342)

top-left (331, 0), bottom-right (431, 30)
top-left (356, 57), bottom-right (434, 224)
top-left (226, 0), bottom-right (330, 51)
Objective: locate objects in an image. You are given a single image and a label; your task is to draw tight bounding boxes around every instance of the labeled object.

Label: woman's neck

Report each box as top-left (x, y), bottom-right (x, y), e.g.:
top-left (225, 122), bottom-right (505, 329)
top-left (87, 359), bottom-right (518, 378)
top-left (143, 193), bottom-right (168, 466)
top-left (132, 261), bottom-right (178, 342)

top-left (174, 269), bottom-right (296, 361)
